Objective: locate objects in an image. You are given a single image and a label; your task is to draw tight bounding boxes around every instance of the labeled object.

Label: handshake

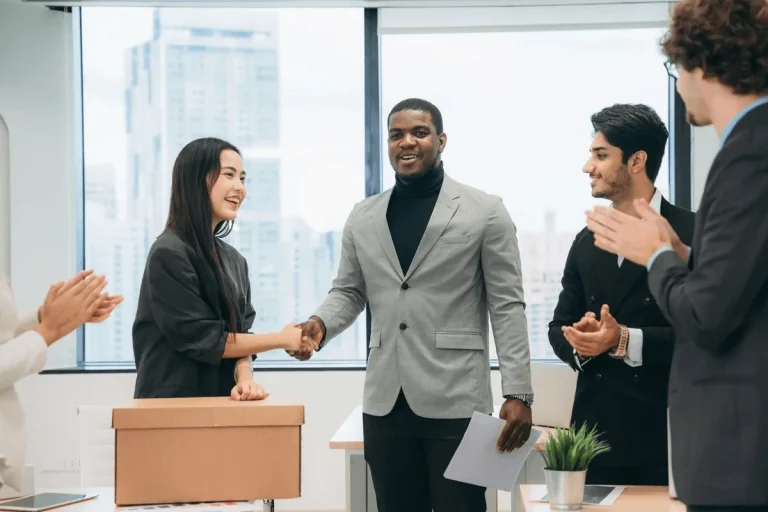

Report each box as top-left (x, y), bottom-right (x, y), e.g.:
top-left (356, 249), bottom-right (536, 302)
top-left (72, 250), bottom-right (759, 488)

top-left (282, 316), bottom-right (325, 361)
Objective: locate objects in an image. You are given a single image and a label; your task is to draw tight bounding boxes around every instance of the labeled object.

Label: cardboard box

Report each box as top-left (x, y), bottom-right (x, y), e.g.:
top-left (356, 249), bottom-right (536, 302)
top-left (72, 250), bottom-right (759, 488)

top-left (112, 397), bottom-right (303, 506)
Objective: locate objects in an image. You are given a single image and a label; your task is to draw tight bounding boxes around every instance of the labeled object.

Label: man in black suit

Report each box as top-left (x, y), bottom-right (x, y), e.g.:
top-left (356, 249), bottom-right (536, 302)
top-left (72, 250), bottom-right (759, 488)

top-left (550, 103), bottom-right (695, 486)
top-left (585, 1), bottom-right (768, 509)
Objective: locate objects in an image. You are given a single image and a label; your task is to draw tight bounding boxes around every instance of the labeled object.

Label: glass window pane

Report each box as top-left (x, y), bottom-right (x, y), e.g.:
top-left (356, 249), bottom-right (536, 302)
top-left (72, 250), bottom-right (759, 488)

top-left (381, 28), bottom-right (669, 361)
top-left (82, 7), bottom-right (365, 364)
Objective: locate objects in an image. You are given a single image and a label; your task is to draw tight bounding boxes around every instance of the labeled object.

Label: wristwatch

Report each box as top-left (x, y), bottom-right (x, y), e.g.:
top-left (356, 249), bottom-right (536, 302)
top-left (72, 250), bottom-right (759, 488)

top-left (505, 394), bottom-right (534, 407)
top-left (609, 325), bottom-right (629, 359)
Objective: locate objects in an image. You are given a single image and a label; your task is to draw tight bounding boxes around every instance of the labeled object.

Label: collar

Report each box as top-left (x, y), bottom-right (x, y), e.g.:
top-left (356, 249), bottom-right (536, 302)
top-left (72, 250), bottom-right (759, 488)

top-left (720, 96), bottom-right (768, 150)
top-left (611, 187), bottom-right (663, 214)
top-left (648, 187), bottom-right (663, 214)
top-left (393, 161), bottom-right (444, 197)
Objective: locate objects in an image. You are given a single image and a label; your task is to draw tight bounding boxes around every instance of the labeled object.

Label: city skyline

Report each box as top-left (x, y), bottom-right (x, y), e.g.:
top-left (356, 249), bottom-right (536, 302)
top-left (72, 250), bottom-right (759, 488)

top-left (81, 7), bottom-right (671, 364)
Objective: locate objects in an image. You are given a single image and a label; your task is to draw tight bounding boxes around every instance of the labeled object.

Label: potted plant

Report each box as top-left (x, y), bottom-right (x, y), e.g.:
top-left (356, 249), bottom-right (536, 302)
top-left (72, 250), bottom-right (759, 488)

top-left (541, 423), bottom-right (610, 510)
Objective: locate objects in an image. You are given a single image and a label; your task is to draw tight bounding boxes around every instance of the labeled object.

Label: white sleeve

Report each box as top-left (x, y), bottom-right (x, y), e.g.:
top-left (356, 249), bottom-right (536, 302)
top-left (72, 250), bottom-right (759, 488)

top-left (624, 328), bottom-right (643, 367)
top-left (15, 309), bottom-right (40, 336)
top-left (0, 331), bottom-right (48, 392)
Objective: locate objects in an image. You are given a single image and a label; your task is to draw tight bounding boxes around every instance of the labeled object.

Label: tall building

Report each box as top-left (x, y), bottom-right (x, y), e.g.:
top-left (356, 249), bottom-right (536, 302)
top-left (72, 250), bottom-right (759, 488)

top-left (517, 210), bottom-right (576, 360)
top-left (124, 9), bottom-right (279, 245)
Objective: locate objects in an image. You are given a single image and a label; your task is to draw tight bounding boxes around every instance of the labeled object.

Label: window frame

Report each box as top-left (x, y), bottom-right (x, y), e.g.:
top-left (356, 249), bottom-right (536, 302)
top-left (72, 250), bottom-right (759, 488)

top-left (66, 6), bottom-right (690, 373)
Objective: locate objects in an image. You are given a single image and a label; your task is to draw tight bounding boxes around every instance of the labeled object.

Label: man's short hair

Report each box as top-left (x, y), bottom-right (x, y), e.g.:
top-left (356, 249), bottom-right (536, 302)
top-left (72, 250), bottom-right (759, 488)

top-left (661, 0), bottom-right (768, 95)
top-left (388, 98), bottom-right (444, 134)
top-left (590, 103), bottom-right (669, 183)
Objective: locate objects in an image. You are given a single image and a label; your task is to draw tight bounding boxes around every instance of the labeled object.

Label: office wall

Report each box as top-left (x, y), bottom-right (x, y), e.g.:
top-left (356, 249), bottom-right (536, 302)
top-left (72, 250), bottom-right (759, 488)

top-left (690, 125), bottom-right (719, 209)
top-left (0, 1), bottom-right (78, 369)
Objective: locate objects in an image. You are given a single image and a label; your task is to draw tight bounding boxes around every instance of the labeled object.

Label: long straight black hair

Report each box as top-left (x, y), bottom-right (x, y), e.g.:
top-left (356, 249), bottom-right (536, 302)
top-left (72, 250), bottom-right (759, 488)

top-left (165, 137), bottom-right (240, 336)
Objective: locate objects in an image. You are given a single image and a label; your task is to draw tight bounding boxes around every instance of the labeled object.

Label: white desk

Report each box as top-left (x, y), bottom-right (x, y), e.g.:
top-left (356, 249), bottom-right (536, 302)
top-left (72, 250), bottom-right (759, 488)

top-left (0, 489), bottom-right (276, 512)
top-left (330, 406), bottom-right (553, 512)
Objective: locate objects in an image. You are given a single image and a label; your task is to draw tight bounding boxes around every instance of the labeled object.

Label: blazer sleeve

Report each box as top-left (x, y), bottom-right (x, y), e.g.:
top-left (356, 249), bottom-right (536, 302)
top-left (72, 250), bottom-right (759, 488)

top-left (313, 203), bottom-right (368, 346)
top-left (548, 236), bottom-right (587, 371)
top-left (481, 197), bottom-right (533, 396)
top-left (636, 326), bottom-right (674, 367)
top-left (648, 146), bottom-right (768, 353)
top-left (0, 331), bottom-right (47, 392)
top-left (147, 244), bottom-right (228, 365)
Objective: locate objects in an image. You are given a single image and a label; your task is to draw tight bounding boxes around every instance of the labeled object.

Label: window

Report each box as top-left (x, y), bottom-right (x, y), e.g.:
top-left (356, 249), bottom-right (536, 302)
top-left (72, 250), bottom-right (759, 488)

top-left (381, 27), bottom-right (670, 361)
top-left (81, 7), bottom-right (365, 364)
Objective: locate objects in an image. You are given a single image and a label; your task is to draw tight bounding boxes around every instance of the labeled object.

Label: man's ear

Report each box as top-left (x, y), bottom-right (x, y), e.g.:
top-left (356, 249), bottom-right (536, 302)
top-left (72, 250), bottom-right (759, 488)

top-left (629, 150), bottom-right (647, 175)
top-left (438, 133), bottom-right (448, 153)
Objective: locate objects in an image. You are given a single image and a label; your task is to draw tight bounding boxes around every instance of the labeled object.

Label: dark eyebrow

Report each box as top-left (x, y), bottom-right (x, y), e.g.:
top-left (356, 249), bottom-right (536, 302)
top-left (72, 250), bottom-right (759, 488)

top-left (221, 166), bottom-right (244, 174)
top-left (389, 125), bottom-right (431, 133)
top-left (590, 146), bottom-right (609, 152)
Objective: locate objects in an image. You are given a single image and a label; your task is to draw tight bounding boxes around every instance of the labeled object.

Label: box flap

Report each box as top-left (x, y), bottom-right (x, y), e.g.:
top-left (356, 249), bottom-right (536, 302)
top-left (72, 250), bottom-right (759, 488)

top-left (112, 397), bottom-right (304, 430)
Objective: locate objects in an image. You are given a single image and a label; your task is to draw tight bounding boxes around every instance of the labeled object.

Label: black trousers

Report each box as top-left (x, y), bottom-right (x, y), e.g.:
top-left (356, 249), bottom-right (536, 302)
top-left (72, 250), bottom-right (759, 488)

top-left (362, 391), bottom-right (487, 512)
top-left (585, 465), bottom-right (668, 485)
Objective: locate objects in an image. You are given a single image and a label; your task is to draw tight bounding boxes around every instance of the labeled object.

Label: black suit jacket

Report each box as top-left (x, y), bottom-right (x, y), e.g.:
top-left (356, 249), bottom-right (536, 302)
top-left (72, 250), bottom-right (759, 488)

top-left (649, 103), bottom-right (768, 507)
top-left (549, 196), bottom-right (694, 472)
top-left (132, 230), bottom-right (256, 399)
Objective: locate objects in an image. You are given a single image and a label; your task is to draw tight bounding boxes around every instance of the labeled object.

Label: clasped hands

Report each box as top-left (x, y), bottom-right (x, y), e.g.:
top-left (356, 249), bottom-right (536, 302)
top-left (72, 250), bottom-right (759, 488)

top-left (562, 304), bottom-right (621, 358)
top-left (285, 316), bottom-right (324, 361)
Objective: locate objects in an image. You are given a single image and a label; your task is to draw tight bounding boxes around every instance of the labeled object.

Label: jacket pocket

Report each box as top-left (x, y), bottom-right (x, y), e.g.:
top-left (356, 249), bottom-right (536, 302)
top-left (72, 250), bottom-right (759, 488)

top-left (435, 331), bottom-right (484, 350)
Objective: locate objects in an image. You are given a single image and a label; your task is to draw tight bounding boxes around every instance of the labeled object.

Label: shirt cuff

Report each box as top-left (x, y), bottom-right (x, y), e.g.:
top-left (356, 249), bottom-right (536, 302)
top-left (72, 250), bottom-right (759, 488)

top-left (647, 246), bottom-right (673, 270)
top-left (624, 328), bottom-right (643, 367)
top-left (573, 348), bottom-right (591, 371)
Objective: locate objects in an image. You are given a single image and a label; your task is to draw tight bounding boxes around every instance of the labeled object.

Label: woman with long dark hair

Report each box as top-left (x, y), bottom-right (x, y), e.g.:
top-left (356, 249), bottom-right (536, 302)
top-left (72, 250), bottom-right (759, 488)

top-left (132, 137), bottom-right (313, 399)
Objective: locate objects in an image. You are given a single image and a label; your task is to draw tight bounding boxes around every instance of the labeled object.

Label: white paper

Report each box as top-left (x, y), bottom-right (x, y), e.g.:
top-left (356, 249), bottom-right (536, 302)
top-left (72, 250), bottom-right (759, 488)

top-left (444, 411), bottom-right (542, 492)
top-left (529, 485), bottom-right (626, 506)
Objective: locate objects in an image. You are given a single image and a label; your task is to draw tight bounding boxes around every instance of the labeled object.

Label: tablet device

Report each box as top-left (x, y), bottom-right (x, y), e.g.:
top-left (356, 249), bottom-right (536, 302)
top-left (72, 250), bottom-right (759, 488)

top-left (0, 493), bottom-right (96, 512)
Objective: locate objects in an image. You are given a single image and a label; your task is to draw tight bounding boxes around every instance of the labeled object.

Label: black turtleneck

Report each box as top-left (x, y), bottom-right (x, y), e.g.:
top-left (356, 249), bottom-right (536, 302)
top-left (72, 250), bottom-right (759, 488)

top-left (386, 162), bottom-right (444, 274)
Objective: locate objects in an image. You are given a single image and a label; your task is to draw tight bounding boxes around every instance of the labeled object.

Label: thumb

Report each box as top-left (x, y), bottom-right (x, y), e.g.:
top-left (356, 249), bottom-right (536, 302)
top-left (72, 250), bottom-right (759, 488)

top-left (602, 304), bottom-right (616, 324)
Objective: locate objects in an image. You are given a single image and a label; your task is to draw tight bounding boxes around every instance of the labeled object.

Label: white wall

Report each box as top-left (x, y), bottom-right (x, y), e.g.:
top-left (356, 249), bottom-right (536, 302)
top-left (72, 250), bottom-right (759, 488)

top-left (0, 1), bottom-right (78, 369)
top-left (690, 125), bottom-right (719, 209)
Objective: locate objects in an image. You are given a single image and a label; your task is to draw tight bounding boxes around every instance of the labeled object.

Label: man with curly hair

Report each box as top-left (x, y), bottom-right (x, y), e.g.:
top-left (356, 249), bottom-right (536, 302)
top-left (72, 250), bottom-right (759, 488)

top-left (583, 0), bottom-right (768, 510)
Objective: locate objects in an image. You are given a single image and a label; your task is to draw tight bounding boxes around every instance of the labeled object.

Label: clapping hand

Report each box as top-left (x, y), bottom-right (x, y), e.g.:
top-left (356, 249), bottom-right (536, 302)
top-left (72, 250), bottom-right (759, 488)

top-left (39, 269), bottom-right (123, 325)
top-left (562, 304), bottom-right (621, 357)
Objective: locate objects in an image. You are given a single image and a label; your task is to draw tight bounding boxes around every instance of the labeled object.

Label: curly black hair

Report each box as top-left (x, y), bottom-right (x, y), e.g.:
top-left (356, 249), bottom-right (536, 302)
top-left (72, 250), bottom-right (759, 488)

top-left (661, 0), bottom-right (768, 95)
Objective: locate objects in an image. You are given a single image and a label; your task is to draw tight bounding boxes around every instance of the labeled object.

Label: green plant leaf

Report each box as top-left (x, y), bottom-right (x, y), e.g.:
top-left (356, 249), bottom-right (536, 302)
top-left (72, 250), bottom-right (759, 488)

top-left (541, 422), bottom-right (610, 471)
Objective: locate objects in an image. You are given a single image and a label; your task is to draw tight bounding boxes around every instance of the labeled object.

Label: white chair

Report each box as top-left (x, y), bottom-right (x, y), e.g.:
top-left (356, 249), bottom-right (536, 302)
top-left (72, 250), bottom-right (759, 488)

top-left (77, 406), bottom-right (115, 488)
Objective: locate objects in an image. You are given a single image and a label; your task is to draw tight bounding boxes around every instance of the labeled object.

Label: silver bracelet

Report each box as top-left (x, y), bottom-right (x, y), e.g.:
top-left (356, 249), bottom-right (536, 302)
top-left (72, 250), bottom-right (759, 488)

top-left (234, 362), bottom-right (253, 384)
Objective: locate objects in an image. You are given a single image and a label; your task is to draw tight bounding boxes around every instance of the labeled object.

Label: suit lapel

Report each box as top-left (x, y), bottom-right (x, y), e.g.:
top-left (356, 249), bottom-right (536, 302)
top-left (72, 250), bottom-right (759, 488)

top-left (371, 189), bottom-right (404, 280)
top-left (403, 176), bottom-right (460, 281)
top-left (587, 232), bottom-right (646, 312)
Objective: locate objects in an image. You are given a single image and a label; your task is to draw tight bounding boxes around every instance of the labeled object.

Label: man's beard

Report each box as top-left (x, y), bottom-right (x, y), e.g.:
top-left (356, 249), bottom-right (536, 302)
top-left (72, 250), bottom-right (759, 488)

top-left (592, 166), bottom-right (631, 200)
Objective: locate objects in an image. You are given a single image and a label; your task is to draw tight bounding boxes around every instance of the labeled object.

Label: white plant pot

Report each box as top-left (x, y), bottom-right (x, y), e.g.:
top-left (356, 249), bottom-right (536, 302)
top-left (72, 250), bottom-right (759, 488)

top-left (544, 469), bottom-right (587, 510)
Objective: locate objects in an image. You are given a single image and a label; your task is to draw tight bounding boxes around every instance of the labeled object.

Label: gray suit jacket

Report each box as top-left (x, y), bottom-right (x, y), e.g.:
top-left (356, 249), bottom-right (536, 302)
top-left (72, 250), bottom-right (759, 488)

top-left (313, 174), bottom-right (533, 419)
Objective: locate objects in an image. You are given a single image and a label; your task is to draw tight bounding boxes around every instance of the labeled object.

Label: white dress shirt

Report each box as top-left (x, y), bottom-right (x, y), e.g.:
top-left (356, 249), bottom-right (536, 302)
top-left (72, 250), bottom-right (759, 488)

top-left (0, 274), bottom-right (47, 498)
top-left (574, 189), bottom-right (663, 370)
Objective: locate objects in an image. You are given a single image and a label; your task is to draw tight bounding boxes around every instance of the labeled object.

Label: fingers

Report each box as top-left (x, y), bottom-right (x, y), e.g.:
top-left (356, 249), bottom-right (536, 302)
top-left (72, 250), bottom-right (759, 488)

top-left (239, 384), bottom-right (252, 401)
top-left (231, 386), bottom-right (241, 401)
top-left (496, 422), bottom-right (515, 452)
top-left (633, 198), bottom-right (658, 219)
top-left (60, 269), bottom-right (95, 295)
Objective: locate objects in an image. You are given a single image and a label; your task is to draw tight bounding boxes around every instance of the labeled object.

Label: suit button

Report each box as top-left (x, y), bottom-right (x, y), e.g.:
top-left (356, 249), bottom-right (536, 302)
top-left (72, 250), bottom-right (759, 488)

top-left (589, 295), bottom-right (596, 304)
top-left (399, 323), bottom-right (407, 330)
top-left (643, 297), bottom-right (651, 306)
top-left (633, 374), bottom-right (640, 383)
top-left (401, 283), bottom-right (409, 290)
top-left (595, 373), bottom-right (602, 382)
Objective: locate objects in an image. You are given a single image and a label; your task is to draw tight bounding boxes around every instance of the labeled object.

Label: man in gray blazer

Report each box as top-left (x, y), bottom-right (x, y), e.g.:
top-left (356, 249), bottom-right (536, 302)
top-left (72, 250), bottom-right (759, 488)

top-left (291, 98), bottom-right (534, 512)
